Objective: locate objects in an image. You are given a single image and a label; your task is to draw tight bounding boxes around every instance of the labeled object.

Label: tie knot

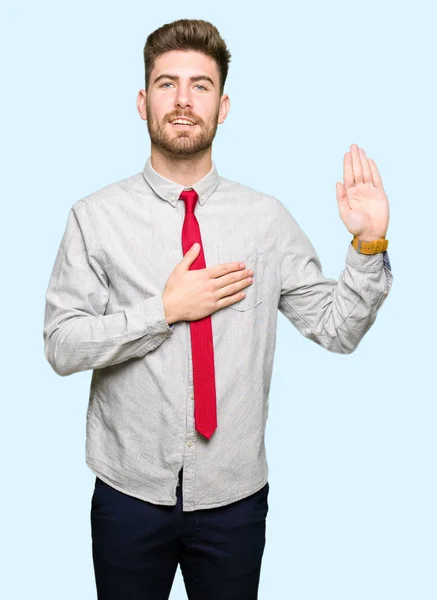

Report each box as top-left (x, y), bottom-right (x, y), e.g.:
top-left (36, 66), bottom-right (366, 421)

top-left (179, 189), bottom-right (199, 213)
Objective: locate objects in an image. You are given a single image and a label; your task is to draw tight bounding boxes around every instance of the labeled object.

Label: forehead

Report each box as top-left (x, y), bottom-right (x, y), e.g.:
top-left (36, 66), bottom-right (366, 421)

top-left (151, 50), bottom-right (219, 83)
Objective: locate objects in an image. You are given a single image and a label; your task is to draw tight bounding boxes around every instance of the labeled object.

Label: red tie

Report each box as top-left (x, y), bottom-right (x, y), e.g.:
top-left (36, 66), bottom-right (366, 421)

top-left (180, 189), bottom-right (217, 440)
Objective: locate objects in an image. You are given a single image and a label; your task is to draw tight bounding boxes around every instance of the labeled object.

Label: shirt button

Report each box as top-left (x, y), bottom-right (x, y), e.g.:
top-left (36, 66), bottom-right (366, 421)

top-left (189, 393), bottom-right (194, 399)
top-left (187, 440), bottom-right (193, 447)
top-left (383, 289), bottom-right (388, 295)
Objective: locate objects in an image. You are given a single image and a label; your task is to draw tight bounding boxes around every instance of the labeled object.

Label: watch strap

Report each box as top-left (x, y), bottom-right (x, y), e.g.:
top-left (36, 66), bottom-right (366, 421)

top-left (352, 236), bottom-right (388, 254)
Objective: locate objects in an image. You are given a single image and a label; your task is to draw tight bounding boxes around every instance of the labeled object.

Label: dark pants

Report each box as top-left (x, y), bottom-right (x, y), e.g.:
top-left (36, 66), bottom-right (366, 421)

top-left (90, 468), bottom-right (269, 599)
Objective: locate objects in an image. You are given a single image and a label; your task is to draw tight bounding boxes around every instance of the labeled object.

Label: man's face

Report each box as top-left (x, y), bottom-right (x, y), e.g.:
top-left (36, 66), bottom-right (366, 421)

top-left (139, 50), bottom-right (229, 156)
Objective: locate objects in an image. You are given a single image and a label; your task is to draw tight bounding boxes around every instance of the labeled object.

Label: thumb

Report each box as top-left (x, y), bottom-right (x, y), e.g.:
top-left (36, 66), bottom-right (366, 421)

top-left (336, 182), bottom-right (349, 218)
top-left (183, 243), bottom-right (200, 267)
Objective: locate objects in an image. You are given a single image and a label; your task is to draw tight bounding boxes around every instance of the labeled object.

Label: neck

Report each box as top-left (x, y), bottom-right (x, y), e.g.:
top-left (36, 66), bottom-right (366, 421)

top-left (150, 145), bottom-right (212, 187)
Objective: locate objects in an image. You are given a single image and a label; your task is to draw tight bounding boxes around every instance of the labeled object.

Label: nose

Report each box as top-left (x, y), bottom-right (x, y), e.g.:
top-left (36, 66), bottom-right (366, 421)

top-left (175, 84), bottom-right (193, 109)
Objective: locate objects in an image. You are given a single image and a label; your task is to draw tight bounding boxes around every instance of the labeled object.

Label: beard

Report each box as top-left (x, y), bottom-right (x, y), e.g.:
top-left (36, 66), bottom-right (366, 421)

top-left (146, 104), bottom-right (220, 156)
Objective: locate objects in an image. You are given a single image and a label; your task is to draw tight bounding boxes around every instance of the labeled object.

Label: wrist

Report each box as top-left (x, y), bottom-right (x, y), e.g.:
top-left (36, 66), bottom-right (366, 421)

top-left (162, 292), bottom-right (179, 326)
top-left (355, 233), bottom-right (387, 242)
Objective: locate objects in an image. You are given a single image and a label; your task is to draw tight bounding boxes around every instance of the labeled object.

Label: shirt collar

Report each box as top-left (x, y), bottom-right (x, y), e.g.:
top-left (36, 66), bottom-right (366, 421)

top-left (142, 156), bottom-right (220, 207)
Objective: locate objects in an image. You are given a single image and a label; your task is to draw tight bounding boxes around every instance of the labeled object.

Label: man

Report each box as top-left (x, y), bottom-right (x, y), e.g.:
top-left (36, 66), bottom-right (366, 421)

top-left (43, 18), bottom-right (393, 600)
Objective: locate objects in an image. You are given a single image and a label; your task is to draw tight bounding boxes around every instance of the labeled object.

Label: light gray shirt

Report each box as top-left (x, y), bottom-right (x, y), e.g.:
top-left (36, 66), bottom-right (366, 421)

top-left (43, 157), bottom-right (393, 511)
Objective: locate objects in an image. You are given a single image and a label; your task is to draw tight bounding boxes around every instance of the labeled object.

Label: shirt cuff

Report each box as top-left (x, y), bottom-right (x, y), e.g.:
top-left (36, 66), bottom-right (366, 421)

top-left (143, 293), bottom-right (175, 336)
top-left (382, 250), bottom-right (392, 271)
top-left (346, 241), bottom-right (389, 273)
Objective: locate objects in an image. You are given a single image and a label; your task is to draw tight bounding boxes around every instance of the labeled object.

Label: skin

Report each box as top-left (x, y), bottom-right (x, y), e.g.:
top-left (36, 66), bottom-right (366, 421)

top-left (136, 50), bottom-right (254, 324)
top-left (336, 145), bottom-right (390, 242)
top-left (136, 49), bottom-right (229, 186)
top-left (135, 50), bottom-right (390, 324)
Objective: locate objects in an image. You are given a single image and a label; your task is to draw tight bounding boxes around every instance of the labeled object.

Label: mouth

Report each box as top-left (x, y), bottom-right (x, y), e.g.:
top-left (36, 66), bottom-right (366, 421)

top-left (169, 119), bottom-right (197, 128)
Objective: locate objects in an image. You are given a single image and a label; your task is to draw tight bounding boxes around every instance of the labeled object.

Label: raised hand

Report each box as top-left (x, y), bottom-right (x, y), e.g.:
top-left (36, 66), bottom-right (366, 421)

top-left (336, 143), bottom-right (389, 242)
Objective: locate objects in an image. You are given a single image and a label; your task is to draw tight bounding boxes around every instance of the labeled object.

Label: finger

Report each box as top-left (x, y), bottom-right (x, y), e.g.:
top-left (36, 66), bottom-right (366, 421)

top-left (181, 243), bottom-right (200, 266)
top-left (185, 242), bottom-right (200, 257)
top-left (210, 262), bottom-right (245, 278)
top-left (368, 158), bottom-right (384, 190)
top-left (359, 147), bottom-right (373, 184)
top-left (343, 151), bottom-right (355, 190)
top-left (350, 143), bottom-right (363, 184)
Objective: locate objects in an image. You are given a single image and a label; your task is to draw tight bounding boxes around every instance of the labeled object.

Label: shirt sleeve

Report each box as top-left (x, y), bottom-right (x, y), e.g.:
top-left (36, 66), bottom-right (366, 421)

top-left (383, 250), bottom-right (392, 271)
top-left (43, 201), bottom-right (174, 376)
top-left (276, 200), bottom-right (393, 354)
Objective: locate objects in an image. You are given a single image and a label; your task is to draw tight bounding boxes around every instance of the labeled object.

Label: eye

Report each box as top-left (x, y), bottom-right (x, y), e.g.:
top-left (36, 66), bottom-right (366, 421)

top-left (159, 82), bottom-right (208, 90)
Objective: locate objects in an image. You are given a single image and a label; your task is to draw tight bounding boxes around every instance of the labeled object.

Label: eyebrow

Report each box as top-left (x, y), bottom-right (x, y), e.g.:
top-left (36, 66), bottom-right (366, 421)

top-left (153, 73), bottom-right (215, 87)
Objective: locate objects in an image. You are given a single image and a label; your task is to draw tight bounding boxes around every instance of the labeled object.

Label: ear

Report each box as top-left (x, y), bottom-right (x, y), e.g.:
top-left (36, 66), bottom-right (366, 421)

top-left (136, 89), bottom-right (147, 121)
top-left (218, 94), bottom-right (230, 125)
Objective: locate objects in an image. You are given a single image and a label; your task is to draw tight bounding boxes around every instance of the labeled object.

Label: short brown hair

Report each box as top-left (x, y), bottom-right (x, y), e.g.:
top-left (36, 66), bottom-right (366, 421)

top-left (143, 19), bottom-right (232, 95)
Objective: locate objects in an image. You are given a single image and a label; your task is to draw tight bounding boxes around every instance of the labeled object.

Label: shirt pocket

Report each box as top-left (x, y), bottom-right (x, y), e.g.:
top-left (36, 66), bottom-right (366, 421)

top-left (218, 248), bottom-right (264, 311)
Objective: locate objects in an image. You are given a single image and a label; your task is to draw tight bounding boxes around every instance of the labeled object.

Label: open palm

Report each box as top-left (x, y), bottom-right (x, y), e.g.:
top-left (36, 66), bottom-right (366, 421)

top-left (336, 144), bottom-right (389, 241)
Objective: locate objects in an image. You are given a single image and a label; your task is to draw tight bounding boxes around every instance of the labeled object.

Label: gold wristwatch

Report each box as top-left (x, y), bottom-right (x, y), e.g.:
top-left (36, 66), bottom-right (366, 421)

top-left (352, 236), bottom-right (388, 254)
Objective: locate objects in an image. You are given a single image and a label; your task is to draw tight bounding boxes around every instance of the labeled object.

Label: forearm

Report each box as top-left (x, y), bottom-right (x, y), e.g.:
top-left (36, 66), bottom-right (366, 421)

top-left (44, 292), bottom-right (174, 376)
top-left (321, 246), bottom-right (391, 353)
top-left (279, 243), bottom-right (393, 354)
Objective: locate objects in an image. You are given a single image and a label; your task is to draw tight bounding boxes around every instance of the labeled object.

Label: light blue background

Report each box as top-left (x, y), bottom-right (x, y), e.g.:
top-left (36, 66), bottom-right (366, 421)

top-left (2, 0), bottom-right (436, 598)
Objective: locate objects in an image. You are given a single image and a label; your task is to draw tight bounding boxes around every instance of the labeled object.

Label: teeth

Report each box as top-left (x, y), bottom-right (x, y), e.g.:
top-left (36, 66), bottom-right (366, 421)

top-left (172, 120), bottom-right (194, 125)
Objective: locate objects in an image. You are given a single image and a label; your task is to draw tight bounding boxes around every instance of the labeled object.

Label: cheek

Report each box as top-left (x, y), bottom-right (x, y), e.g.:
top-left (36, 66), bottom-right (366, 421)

top-left (199, 102), bottom-right (219, 123)
top-left (149, 97), bottom-right (173, 121)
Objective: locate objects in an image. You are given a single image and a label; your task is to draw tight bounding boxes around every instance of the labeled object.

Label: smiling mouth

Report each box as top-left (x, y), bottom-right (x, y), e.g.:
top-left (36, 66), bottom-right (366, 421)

top-left (170, 122), bottom-right (197, 128)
